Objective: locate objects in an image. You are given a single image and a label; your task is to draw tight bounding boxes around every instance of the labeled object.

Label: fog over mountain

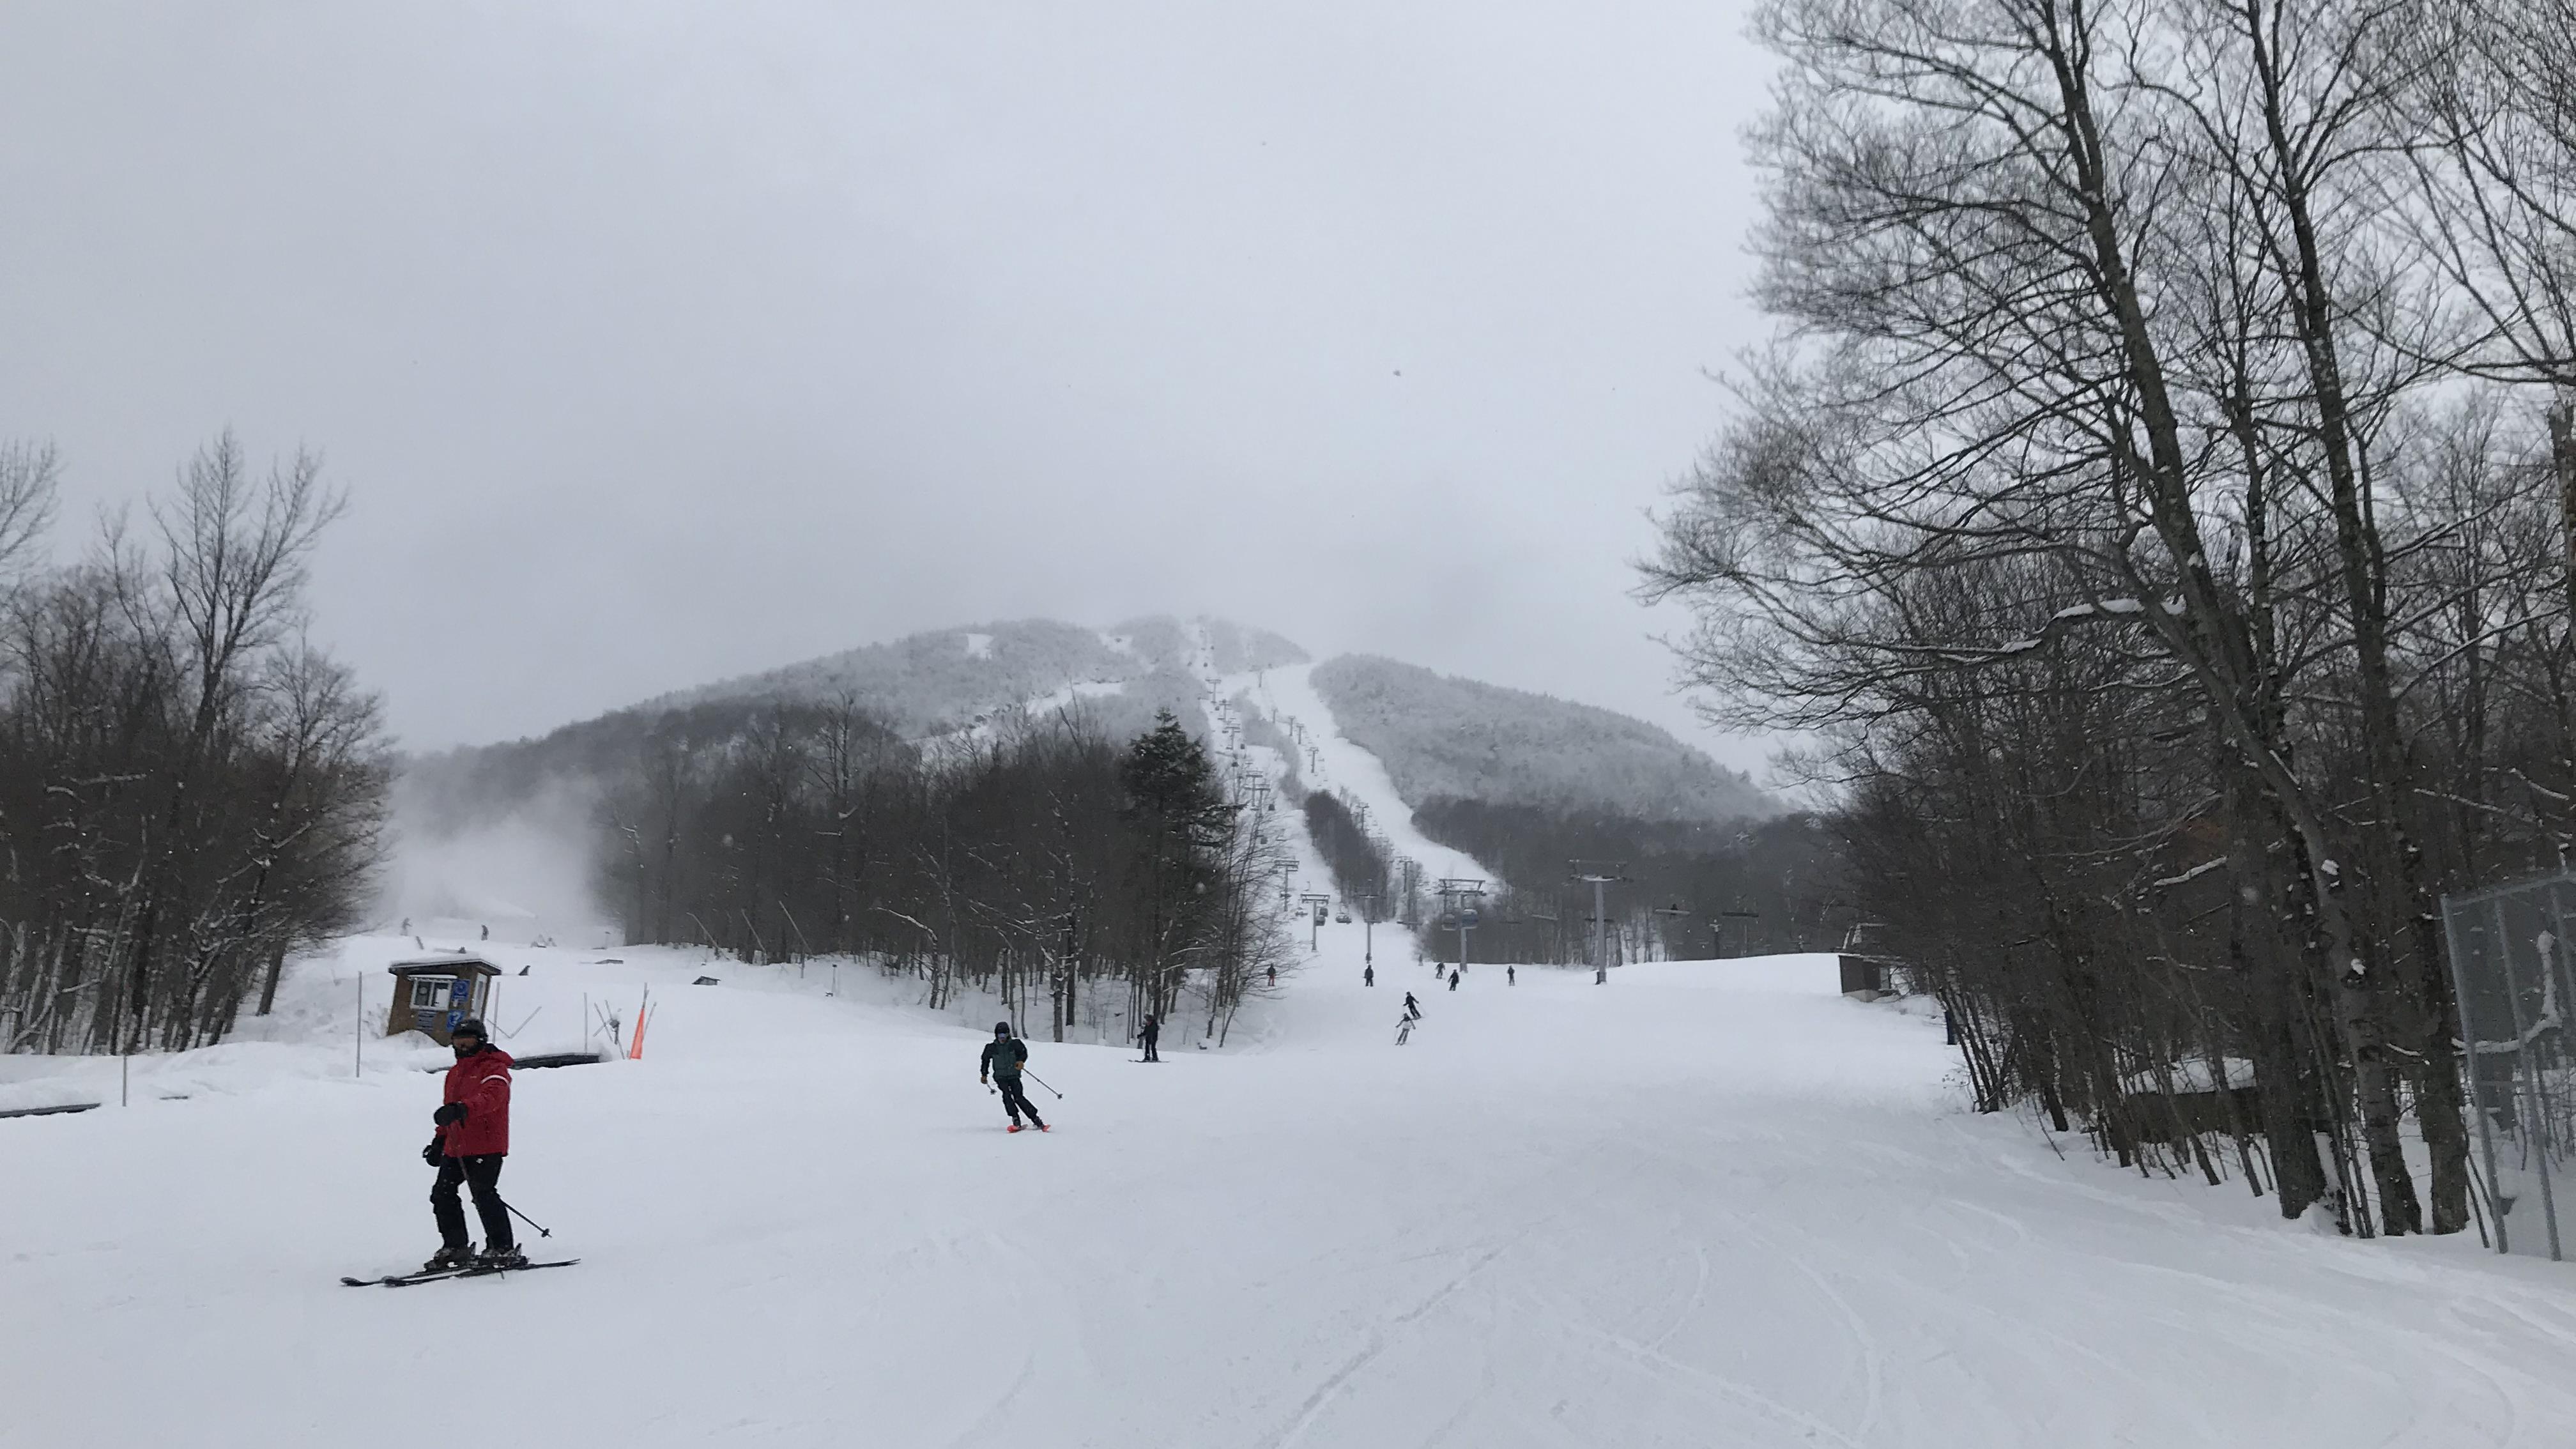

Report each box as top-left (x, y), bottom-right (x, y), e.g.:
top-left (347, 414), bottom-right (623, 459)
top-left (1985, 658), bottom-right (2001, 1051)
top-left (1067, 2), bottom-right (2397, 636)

top-left (0, 1), bottom-right (1775, 776)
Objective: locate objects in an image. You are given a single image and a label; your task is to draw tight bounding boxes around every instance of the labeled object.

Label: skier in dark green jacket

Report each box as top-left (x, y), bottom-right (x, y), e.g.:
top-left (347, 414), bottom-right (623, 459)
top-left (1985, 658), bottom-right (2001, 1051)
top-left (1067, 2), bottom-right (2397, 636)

top-left (979, 1022), bottom-right (1048, 1132)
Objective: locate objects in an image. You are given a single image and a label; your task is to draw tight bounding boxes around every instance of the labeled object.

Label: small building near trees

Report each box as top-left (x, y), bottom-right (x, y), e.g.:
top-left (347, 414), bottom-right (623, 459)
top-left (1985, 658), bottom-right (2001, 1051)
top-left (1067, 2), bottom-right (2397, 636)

top-left (385, 954), bottom-right (501, 1044)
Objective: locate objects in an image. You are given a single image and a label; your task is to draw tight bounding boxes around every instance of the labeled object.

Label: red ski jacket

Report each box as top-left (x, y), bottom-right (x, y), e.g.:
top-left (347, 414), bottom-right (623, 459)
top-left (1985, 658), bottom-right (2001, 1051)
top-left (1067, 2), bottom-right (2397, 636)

top-left (436, 1045), bottom-right (514, 1158)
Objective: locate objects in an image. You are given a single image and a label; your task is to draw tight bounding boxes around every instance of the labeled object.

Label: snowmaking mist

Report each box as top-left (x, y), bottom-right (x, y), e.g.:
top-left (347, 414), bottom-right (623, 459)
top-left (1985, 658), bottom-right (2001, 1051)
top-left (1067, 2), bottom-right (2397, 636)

top-left (379, 770), bottom-right (615, 949)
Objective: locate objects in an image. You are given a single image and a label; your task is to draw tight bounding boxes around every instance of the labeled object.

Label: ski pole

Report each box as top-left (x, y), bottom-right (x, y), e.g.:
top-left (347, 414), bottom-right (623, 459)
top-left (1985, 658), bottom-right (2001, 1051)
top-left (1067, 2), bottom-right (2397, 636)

top-left (498, 1196), bottom-right (553, 1239)
top-left (1022, 1071), bottom-right (1062, 1100)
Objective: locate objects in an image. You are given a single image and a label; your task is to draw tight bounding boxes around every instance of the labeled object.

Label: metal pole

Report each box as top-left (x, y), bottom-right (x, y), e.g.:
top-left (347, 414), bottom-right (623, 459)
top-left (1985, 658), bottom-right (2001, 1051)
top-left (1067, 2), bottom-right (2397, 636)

top-left (2443, 897), bottom-right (2508, 1255)
top-left (121, 1052), bottom-right (128, 1108)
top-left (2495, 895), bottom-right (2561, 1261)
top-left (355, 973), bottom-right (364, 1078)
top-left (1593, 878), bottom-right (1607, 985)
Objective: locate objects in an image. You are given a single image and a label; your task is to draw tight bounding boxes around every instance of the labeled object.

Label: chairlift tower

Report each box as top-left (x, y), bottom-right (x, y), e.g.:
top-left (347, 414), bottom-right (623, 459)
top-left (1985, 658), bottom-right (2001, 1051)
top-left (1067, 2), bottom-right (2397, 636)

top-left (1436, 878), bottom-right (1485, 977)
top-left (1299, 892), bottom-right (1333, 952)
top-left (1569, 860), bottom-right (1630, 985)
top-left (1717, 908), bottom-right (1760, 958)
top-left (1652, 903), bottom-right (1694, 963)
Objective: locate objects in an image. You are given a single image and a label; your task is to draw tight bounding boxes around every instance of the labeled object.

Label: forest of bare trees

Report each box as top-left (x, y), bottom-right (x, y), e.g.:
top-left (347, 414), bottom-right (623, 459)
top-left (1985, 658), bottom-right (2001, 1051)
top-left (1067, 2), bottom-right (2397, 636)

top-left (1405, 803), bottom-right (1844, 968)
top-left (0, 433), bottom-right (390, 1055)
top-left (596, 703), bottom-right (1297, 1046)
top-left (1644, 0), bottom-right (2576, 1236)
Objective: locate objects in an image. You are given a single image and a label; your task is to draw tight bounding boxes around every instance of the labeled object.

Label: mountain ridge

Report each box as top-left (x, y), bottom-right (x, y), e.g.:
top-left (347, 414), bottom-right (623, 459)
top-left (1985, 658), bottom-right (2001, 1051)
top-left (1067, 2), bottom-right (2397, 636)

top-left (398, 616), bottom-right (1773, 837)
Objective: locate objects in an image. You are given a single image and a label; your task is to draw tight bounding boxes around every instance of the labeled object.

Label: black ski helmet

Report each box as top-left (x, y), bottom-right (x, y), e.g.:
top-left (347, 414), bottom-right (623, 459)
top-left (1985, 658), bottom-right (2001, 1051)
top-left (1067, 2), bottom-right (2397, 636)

top-left (993, 1020), bottom-right (1011, 1036)
top-left (451, 1017), bottom-right (487, 1041)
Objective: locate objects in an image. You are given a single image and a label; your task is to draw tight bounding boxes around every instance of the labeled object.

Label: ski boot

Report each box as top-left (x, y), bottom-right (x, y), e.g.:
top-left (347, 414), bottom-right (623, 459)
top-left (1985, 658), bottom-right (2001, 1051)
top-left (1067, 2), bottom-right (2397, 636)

top-left (1006, 1123), bottom-right (1025, 1133)
top-left (478, 1243), bottom-right (530, 1270)
top-left (424, 1243), bottom-right (477, 1273)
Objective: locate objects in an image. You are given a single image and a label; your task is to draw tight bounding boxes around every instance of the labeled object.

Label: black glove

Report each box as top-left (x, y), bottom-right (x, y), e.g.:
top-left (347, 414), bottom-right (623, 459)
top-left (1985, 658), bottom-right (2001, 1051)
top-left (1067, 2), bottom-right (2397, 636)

top-left (433, 1102), bottom-right (467, 1126)
top-left (422, 1138), bottom-right (443, 1167)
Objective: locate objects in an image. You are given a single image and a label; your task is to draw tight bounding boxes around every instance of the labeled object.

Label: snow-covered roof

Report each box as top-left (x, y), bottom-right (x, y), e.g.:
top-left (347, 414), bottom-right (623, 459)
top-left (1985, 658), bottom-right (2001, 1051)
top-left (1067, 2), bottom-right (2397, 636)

top-left (387, 953), bottom-right (502, 976)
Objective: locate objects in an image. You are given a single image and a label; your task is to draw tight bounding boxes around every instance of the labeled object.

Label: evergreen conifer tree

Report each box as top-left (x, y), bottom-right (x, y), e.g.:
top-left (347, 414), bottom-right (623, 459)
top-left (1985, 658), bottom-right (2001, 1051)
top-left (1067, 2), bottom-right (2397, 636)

top-left (1121, 710), bottom-right (1230, 1016)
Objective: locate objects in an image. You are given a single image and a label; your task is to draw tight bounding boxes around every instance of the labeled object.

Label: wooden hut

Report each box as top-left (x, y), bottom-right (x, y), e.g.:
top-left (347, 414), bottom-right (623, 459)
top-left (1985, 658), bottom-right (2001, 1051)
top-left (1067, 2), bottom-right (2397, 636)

top-left (385, 954), bottom-right (501, 1044)
top-left (1837, 954), bottom-right (1890, 999)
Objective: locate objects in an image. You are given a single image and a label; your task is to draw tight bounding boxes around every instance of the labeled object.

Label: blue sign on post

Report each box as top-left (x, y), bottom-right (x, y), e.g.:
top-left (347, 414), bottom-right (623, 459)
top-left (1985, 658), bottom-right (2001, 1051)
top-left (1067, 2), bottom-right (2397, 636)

top-left (445, 1009), bottom-right (464, 1034)
top-left (449, 979), bottom-right (472, 1007)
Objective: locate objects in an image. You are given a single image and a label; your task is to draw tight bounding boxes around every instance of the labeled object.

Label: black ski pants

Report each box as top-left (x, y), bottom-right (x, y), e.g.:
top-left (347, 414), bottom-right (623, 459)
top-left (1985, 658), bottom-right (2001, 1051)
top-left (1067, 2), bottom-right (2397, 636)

top-left (1140, 1034), bottom-right (1160, 1062)
top-left (995, 1075), bottom-right (1045, 1128)
top-left (432, 1153), bottom-right (513, 1252)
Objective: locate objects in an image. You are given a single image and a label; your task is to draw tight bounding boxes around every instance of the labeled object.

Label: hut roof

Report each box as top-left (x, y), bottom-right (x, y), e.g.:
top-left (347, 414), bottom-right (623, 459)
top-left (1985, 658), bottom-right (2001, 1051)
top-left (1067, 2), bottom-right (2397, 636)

top-left (387, 953), bottom-right (503, 977)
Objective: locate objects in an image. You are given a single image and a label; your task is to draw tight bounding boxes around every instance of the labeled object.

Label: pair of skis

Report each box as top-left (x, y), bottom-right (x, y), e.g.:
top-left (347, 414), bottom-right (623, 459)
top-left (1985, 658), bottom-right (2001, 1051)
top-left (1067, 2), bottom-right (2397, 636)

top-left (342, 1258), bottom-right (579, 1288)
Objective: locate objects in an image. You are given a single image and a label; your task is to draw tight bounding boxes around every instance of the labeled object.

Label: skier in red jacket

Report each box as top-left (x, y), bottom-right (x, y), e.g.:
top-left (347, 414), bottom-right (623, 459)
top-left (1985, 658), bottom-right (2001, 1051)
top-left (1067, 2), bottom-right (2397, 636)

top-left (422, 1018), bottom-right (521, 1270)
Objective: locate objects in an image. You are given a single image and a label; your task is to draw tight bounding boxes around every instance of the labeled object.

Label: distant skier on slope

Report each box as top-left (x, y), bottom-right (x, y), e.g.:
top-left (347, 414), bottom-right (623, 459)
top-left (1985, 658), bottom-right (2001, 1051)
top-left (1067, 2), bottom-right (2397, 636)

top-left (1448, 969), bottom-right (1460, 991)
top-left (1138, 1013), bottom-right (1162, 1062)
top-left (1508, 965), bottom-right (1515, 986)
top-left (1363, 965), bottom-right (1374, 987)
top-left (980, 1022), bottom-right (1048, 1132)
top-left (1402, 992), bottom-right (1420, 1020)
top-left (422, 1018), bottom-right (523, 1271)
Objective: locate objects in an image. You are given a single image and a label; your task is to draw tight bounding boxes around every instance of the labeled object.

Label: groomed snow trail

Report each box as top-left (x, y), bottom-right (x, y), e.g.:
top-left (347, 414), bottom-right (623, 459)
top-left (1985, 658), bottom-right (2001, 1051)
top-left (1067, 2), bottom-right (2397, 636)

top-left (1211, 656), bottom-right (1495, 885)
top-left (7, 932), bottom-right (2576, 1448)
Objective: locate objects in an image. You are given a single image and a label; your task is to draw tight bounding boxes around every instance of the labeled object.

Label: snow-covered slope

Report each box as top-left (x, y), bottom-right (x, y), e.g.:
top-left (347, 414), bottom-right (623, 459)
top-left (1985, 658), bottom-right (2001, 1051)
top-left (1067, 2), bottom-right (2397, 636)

top-left (7, 924), bottom-right (2575, 1447)
top-left (1224, 657), bottom-right (1496, 885)
top-left (1309, 652), bottom-right (1774, 824)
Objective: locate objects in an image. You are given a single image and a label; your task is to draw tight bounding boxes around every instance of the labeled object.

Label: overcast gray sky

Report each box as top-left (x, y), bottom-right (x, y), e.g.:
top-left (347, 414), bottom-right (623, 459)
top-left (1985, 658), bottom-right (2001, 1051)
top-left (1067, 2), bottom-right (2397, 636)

top-left (0, 1), bottom-right (1774, 772)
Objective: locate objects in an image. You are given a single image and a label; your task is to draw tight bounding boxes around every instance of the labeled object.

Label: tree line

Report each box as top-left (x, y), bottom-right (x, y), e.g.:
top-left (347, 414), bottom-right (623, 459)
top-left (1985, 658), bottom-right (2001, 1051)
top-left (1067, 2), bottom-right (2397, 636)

top-left (1404, 801), bottom-right (1844, 968)
top-left (1303, 790), bottom-right (1396, 917)
top-left (596, 704), bottom-right (1296, 1046)
top-left (0, 433), bottom-right (390, 1055)
top-left (1646, 0), bottom-right (2576, 1236)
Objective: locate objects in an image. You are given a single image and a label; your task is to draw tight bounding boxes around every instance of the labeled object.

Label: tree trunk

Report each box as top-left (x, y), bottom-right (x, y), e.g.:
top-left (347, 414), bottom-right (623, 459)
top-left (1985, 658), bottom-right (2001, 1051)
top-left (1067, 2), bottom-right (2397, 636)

top-left (254, 942), bottom-right (288, 1018)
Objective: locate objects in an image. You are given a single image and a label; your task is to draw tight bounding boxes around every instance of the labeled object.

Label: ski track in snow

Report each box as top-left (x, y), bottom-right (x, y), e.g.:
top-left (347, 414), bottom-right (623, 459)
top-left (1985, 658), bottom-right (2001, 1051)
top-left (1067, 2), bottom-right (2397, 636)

top-left (9, 922), bottom-right (2576, 1445)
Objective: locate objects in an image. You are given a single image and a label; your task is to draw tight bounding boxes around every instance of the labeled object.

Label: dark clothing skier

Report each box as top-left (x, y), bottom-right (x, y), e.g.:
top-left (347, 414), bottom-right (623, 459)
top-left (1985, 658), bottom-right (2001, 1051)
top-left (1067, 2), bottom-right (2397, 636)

top-left (431, 1156), bottom-right (512, 1266)
top-left (1138, 1013), bottom-right (1161, 1062)
top-left (1507, 966), bottom-right (1515, 986)
top-left (980, 1023), bottom-right (1047, 1131)
top-left (1448, 969), bottom-right (1460, 991)
top-left (1401, 992), bottom-right (1420, 1020)
top-left (425, 1020), bottom-right (521, 1269)
top-left (1364, 965), bottom-right (1374, 987)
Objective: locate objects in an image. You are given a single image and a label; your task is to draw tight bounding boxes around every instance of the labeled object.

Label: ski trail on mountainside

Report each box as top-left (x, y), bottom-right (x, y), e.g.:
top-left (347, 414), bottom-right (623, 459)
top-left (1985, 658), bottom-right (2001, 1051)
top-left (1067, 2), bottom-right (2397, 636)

top-left (1198, 652), bottom-right (1494, 887)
